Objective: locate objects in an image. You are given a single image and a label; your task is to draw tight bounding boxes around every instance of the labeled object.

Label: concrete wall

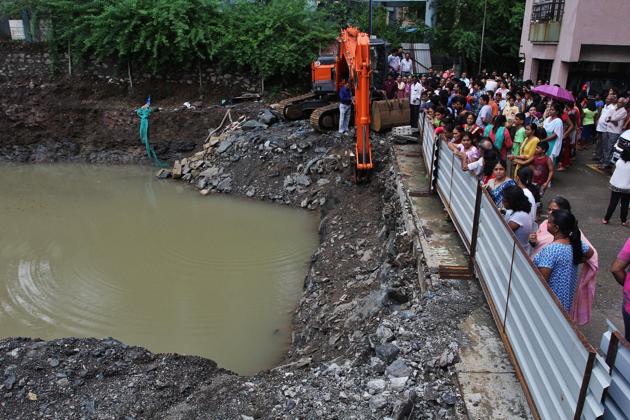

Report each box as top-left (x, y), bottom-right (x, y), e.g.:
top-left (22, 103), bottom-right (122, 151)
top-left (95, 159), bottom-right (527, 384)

top-left (0, 41), bottom-right (260, 91)
top-left (520, 0), bottom-right (630, 87)
top-left (519, 0), bottom-right (536, 82)
top-left (573, 1), bottom-right (630, 53)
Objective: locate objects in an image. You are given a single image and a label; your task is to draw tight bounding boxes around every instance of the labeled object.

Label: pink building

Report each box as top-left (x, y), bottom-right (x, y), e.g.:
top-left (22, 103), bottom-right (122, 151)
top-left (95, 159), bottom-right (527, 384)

top-left (520, 0), bottom-right (630, 93)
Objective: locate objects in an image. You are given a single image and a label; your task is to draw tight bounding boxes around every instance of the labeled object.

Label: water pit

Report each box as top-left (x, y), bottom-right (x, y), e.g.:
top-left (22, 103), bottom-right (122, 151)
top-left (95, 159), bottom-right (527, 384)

top-left (0, 164), bottom-right (318, 375)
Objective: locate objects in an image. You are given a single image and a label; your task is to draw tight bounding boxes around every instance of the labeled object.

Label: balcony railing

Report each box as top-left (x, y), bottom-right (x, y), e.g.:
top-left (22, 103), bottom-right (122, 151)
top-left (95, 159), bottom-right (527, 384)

top-left (531, 0), bottom-right (564, 22)
top-left (529, 0), bottom-right (564, 43)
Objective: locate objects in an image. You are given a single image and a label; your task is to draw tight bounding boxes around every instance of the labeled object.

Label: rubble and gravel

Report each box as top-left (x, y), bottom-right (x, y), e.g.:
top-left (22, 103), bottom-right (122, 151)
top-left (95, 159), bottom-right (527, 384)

top-left (1, 79), bottom-right (485, 418)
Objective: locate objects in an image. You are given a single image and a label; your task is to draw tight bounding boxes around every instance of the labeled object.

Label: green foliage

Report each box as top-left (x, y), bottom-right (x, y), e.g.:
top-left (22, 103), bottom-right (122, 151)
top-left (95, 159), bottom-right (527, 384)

top-left (2, 0), bottom-right (336, 79)
top-left (8, 0), bottom-right (523, 81)
top-left (433, 0), bottom-right (525, 72)
top-left (2, 0), bottom-right (224, 72)
top-left (316, 0), bottom-right (431, 47)
top-left (218, 0), bottom-right (335, 80)
top-left (81, 0), bottom-right (223, 72)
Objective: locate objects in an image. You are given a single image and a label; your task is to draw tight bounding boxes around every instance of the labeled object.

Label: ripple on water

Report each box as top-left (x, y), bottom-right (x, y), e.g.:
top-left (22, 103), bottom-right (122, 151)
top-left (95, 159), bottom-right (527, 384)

top-left (0, 164), bottom-right (318, 374)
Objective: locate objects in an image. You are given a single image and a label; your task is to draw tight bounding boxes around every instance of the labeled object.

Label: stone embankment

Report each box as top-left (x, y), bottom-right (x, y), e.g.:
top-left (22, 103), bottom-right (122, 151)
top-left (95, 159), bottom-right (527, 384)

top-left (1, 98), bottom-right (485, 418)
top-left (0, 41), bottom-right (261, 90)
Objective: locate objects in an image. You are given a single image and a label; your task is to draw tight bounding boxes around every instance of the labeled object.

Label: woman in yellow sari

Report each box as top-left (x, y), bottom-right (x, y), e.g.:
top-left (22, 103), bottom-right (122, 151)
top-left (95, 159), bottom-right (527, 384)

top-left (511, 123), bottom-right (540, 175)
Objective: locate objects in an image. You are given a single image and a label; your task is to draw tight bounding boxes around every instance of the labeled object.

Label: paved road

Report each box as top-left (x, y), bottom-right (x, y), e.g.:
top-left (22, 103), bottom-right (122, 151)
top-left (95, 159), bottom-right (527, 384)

top-left (541, 149), bottom-right (627, 346)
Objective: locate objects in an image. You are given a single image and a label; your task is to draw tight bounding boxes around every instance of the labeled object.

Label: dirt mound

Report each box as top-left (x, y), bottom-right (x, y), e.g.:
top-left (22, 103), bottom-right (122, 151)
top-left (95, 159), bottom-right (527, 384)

top-left (0, 77), bottom-right (265, 163)
top-left (0, 337), bottom-right (234, 419)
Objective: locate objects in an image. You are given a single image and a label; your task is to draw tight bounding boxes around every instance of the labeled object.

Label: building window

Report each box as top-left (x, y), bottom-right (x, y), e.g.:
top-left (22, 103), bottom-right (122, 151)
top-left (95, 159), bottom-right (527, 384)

top-left (529, 0), bottom-right (563, 43)
top-left (537, 59), bottom-right (553, 84)
top-left (531, 0), bottom-right (565, 22)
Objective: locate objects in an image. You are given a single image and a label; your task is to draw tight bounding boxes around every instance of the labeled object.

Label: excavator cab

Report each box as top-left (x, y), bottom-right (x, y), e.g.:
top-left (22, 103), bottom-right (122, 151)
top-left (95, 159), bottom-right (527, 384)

top-left (368, 38), bottom-right (389, 93)
top-left (312, 56), bottom-right (337, 95)
top-left (312, 40), bottom-right (388, 96)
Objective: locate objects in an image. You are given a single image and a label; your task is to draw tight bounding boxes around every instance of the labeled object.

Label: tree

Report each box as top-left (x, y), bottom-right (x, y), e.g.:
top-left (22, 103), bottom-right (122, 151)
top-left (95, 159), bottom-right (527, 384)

top-left (218, 0), bottom-right (335, 88)
top-left (433, 0), bottom-right (525, 73)
top-left (2, 0), bottom-right (224, 73)
top-left (316, 1), bottom-right (431, 47)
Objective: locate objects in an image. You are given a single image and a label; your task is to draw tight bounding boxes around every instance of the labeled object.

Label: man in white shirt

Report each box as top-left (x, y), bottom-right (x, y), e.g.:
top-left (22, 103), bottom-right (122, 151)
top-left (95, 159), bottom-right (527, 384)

top-left (400, 53), bottom-right (413, 77)
top-left (388, 49), bottom-right (401, 76)
top-left (484, 78), bottom-right (498, 94)
top-left (409, 76), bottom-right (423, 128)
top-left (603, 97), bottom-right (628, 167)
top-left (594, 94), bottom-right (616, 162)
top-left (460, 72), bottom-right (471, 89)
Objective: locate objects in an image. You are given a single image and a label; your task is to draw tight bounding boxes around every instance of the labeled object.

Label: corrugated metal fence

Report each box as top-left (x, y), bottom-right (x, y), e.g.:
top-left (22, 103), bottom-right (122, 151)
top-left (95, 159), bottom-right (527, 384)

top-left (600, 325), bottom-right (630, 419)
top-left (400, 43), bottom-right (432, 73)
top-left (416, 114), bottom-right (625, 419)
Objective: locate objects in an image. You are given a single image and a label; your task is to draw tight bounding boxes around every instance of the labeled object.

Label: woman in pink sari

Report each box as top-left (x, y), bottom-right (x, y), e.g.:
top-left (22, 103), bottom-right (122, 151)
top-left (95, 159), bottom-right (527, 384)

top-left (529, 196), bottom-right (599, 325)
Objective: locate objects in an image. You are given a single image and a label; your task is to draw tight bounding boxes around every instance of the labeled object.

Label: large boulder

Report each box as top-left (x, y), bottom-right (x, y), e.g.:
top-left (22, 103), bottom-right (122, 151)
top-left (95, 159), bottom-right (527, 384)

top-left (258, 109), bottom-right (279, 125)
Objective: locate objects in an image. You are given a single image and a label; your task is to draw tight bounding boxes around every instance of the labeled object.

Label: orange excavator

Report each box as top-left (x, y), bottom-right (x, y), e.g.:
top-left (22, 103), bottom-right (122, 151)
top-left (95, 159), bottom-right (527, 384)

top-left (278, 27), bottom-right (407, 182)
top-left (332, 27), bottom-right (372, 182)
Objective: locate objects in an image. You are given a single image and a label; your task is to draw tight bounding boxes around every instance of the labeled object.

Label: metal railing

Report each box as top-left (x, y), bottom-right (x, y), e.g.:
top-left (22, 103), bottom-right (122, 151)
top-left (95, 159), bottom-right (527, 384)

top-left (418, 115), bottom-right (611, 419)
top-left (531, 0), bottom-right (565, 22)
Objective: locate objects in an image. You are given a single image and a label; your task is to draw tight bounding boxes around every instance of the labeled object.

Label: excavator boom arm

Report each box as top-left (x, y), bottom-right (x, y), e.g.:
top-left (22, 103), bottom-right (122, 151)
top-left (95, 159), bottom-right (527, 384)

top-left (338, 27), bottom-right (373, 176)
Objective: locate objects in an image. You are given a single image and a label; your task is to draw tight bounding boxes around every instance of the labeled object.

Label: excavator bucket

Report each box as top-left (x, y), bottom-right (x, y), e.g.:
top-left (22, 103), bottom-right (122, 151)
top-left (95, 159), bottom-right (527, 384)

top-left (370, 98), bottom-right (410, 132)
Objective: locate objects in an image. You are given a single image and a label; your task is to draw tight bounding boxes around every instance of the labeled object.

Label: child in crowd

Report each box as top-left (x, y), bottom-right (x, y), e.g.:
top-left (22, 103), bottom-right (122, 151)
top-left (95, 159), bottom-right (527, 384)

top-left (436, 123), bottom-right (454, 142)
top-left (432, 108), bottom-right (443, 129)
top-left (510, 113), bottom-right (527, 159)
top-left (420, 91), bottom-right (432, 109)
top-left (449, 132), bottom-right (479, 162)
top-left (502, 94), bottom-right (519, 125)
top-left (397, 76), bottom-right (406, 99)
top-left (531, 141), bottom-right (555, 196)
top-left (516, 166), bottom-right (540, 224)
top-left (502, 185), bottom-right (535, 254)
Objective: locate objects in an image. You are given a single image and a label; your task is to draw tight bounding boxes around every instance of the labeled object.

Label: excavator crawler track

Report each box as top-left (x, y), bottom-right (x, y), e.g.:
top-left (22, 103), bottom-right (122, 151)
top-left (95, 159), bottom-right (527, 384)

top-left (310, 103), bottom-right (341, 132)
top-left (275, 93), bottom-right (317, 120)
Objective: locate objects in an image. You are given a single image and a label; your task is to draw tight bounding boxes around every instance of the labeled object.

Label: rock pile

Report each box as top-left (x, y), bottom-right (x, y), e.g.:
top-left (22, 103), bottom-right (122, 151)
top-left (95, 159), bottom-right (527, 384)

top-left (167, 109), bottom-right (350, 211)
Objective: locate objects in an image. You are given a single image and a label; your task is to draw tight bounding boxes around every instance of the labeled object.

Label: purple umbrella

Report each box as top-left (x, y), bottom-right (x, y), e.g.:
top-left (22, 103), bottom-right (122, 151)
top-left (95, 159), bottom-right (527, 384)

top-left (531, 84), bottom-right (575, 103)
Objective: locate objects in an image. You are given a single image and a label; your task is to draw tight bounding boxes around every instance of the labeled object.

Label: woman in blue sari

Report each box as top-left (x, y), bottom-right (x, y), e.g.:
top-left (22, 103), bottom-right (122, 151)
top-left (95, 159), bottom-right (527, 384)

top-left (485, 159), bottom-right (516, 206)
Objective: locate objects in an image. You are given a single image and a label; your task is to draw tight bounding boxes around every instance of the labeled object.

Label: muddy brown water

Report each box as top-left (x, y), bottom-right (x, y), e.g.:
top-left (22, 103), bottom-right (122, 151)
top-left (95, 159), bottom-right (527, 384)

top-left (0, 164), bottom-right (318, 375)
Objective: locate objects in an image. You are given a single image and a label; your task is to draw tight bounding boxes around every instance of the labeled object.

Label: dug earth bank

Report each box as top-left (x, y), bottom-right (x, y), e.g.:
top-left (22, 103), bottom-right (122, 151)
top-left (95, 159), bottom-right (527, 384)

top-left (0, 77), bottom-right (484, 419)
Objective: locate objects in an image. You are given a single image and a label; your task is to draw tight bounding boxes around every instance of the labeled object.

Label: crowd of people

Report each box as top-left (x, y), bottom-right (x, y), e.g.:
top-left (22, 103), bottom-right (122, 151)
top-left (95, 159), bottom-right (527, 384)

top-left (393, 66), bottom-right (630, 338)
top-left (335, 54), bottom-right (630, 337)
